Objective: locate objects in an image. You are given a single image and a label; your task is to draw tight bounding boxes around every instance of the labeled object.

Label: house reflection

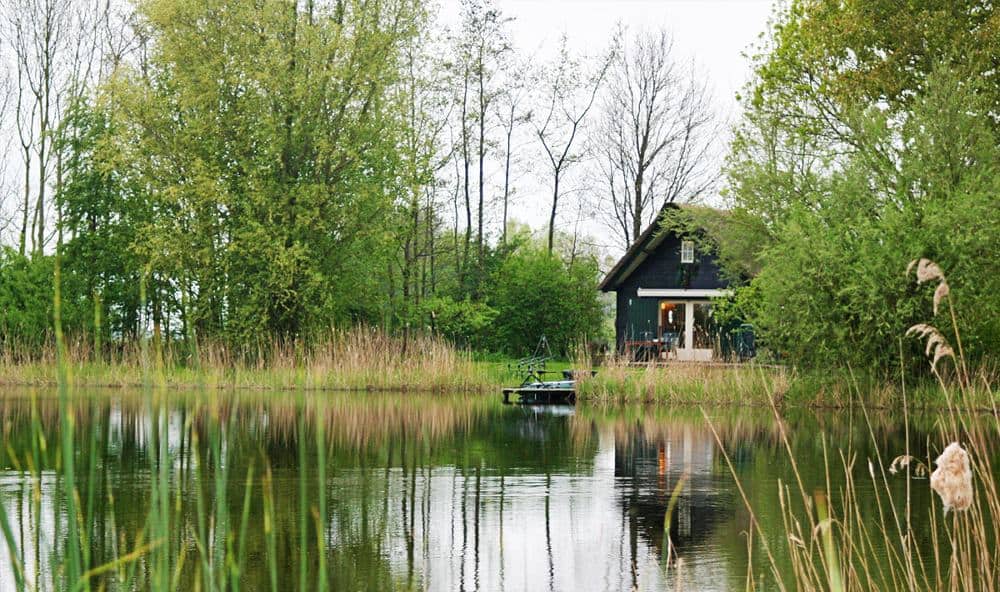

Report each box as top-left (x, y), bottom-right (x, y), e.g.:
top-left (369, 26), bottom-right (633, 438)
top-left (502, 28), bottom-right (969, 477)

top-left (612, 423), bottom-right (736, 562)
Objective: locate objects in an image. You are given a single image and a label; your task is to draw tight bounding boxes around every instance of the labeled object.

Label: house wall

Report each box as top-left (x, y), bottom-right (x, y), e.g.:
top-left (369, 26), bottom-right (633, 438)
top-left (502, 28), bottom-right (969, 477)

top-left (613, 234), bottom-right (729, 351)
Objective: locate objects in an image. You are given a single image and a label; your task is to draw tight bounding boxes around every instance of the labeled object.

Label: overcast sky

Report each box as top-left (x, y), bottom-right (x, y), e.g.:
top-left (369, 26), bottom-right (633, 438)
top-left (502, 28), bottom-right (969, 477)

top-left (439, 0), bottom-right (777, 255)
top-left (443, 0), bottom-right (775, 118)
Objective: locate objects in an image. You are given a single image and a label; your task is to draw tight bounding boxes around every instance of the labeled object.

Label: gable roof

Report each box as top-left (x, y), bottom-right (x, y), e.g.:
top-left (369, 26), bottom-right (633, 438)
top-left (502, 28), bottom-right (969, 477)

top-left (598, 203), bottom-right (725, 292)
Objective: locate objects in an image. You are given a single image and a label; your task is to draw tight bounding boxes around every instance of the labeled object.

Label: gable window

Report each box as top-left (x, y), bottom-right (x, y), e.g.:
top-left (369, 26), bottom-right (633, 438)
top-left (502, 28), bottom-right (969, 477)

top-left (681, 240), bottom-right (694, 264)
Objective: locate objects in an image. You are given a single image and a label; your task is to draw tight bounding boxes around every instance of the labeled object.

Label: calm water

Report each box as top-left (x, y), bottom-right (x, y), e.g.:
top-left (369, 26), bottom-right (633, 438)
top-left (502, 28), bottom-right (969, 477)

top-left (0, 390), bottom-right (950, 590)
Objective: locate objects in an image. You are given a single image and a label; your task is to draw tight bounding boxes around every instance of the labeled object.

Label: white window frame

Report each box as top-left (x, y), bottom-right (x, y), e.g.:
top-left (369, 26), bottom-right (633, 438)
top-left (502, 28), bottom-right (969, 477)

top-left (681, 240), bottom-right (694, 264)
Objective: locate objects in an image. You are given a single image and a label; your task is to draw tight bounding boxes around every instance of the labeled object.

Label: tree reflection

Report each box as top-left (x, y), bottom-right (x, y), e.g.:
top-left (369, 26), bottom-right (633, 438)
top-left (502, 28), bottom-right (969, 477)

top-left (0, 390), bottom-right (965, 591)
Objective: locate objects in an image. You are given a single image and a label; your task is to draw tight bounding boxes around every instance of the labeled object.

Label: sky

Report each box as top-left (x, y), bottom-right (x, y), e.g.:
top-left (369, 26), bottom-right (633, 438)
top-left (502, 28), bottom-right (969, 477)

top-left (444, 0), bottom-right (775, 118)
top-left (438, 0), bottom-right (777, 256)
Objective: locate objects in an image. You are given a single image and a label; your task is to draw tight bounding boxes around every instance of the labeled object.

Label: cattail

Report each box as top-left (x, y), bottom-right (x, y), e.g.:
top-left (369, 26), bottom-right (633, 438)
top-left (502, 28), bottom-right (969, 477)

top-left (930, 442), bottom-right (973, 514)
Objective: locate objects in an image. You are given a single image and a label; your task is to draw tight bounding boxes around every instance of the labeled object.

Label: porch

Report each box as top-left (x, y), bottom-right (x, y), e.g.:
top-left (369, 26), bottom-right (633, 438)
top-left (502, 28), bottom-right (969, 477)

top-left (622, 289), bottom-right (727, 363)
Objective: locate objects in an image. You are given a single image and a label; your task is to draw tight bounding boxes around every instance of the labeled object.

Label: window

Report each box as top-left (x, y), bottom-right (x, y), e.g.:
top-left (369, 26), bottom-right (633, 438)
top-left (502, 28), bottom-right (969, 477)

top-left (681, 240), bottom-right (694, 263)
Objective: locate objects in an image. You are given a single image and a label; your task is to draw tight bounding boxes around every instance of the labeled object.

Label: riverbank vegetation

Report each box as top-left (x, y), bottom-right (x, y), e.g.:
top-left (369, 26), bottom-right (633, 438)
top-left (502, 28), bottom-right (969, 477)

top-left (0, 0), bottom-right (996, 401)
top-left (0, 0), bottom-right (616, 365)
top-left (713, 1), bottom-right (999, 380)
top-left (709, 252), bottom-right (1000, 591)
top-left (576, 361), bottom-right (787, 405)
top-left (1, 327), bottom-right (502, 392)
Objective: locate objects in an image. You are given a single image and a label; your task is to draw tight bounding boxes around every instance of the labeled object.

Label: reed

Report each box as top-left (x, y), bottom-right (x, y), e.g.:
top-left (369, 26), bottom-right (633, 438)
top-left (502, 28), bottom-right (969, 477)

top-left (0, 327), bottom-right (498, 393)
top-left (573, 352), bottom-right (992, 409)
top-left (574, 354), bottom-right (788, 406)
top-left (710, 259), bottom-right (1000, 591)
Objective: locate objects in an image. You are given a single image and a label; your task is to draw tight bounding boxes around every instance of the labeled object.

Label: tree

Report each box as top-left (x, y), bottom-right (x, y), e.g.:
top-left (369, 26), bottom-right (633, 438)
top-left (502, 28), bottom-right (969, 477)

top-left (395, 17), bottom-right (453, 323)
top-left (6, 0), bottom-right (69, 255)
top-left (3, 0), bottom-right (108, 256)
top-left (104, 0), bottom-right (422, 345)
top-left (597, 27), bottom-right (718, 250)
top-left (532, 36), bottom-right (611, 254)
top-left (487, 242), bottom-right (603, 356)
top-left (723, 0), bottom-right (1000, 371)
top-left (0, 74), bottom-right (13, 240)
top-left (56, 100), bottom-right (146, 345)
top-left (494, 54), bottom-right (533, 246)
top-left (452, 0), bottom-right (511, 285)
top-left (0, 246), bottom-right (52, 350)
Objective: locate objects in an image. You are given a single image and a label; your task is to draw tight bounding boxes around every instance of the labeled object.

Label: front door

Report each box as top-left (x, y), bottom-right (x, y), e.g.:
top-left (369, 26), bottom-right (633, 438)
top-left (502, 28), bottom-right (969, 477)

top-left (658, 301), bottom-right (686, 350)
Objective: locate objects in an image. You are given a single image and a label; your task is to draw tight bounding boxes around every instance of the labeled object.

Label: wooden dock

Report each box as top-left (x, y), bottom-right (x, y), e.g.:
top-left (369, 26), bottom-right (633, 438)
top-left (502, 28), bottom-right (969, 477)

top-left (501, 386), bottom-right (576, 405)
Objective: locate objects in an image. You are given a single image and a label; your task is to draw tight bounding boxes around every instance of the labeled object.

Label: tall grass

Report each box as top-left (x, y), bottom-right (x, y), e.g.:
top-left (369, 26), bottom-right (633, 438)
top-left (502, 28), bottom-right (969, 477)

top-left (574, 353), bottom-right (788, 405)
top-left (0, 327), bottom-right (497, 392)
top-left (709, 259), bottom-right (1000, 591)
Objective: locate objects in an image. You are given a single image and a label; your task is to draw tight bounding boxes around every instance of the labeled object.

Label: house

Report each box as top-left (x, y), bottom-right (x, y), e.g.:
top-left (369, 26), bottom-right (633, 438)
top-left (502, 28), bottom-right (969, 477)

top-left (599, 204), bottom-right (734, 362)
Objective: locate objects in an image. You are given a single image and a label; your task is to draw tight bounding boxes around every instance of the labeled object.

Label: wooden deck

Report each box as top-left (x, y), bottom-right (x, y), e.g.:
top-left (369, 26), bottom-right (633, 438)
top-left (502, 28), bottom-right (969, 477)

top-left (623, 360), bottom-right (785, 369)
top-left (501, 387), bottom-right (576, 405)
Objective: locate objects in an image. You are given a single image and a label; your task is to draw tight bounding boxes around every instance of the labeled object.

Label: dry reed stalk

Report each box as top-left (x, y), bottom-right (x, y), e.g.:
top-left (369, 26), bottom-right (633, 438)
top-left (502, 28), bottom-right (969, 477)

top-left (709, 259), bottom-right (1000, 592)
top-left (0, 327), bottom-right (495, 393)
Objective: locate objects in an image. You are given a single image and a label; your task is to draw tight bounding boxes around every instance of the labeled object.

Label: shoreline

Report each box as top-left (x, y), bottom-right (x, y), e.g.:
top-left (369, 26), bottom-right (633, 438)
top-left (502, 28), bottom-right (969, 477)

top-left (0, 360), bottom-right (990, 410)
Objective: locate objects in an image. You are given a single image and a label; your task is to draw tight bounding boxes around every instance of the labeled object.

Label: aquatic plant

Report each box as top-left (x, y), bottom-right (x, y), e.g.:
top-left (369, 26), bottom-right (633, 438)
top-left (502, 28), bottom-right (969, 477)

top-left (930, 442), bottom-right (973, 514)
top-left (0, 326), bottom-right (497, 393)
top-left (710, 259), bottom-right (1000, 591)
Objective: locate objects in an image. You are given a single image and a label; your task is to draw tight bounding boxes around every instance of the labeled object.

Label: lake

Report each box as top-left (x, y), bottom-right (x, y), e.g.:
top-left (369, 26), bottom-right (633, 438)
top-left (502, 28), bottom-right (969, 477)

top-left (0, 390), bottom-right (952, 591)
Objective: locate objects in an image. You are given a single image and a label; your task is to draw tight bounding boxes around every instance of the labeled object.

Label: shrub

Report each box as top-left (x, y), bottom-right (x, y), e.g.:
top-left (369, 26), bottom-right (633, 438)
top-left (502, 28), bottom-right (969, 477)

top-left (486, 246), bottom-right (603, 357)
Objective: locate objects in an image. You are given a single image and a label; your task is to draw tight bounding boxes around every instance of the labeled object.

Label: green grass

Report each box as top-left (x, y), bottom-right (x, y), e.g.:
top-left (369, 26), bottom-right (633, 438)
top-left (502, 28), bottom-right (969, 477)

top-left (575, 360), bottom-right (788, 405)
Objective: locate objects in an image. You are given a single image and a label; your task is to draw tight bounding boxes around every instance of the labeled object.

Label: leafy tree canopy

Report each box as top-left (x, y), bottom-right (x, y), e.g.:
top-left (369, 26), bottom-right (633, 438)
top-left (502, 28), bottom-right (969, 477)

top-left (724, 1), bottom-right (1000, 371)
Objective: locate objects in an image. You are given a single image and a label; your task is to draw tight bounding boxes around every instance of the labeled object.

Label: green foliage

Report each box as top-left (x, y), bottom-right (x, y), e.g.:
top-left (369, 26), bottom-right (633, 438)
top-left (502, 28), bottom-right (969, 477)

top-left (419, 296), bottom-right (497, 349)
top-left (57, 100), bottom-right (147, 342)
top-left (726, 1), bottom-right (1000, 374)
top-left (486, 245), bottom-right (603, 356)
top-left (100, 0), bottom-right (420, 345)
top-left (0, 248), bottom-right (53, 350)
top-left (0, 1), bottom-right (612, 360)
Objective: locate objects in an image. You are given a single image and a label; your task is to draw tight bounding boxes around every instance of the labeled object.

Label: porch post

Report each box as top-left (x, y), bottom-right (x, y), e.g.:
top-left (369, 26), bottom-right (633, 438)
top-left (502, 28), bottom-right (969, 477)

top-left (684, 300), bottom-right (694, 353)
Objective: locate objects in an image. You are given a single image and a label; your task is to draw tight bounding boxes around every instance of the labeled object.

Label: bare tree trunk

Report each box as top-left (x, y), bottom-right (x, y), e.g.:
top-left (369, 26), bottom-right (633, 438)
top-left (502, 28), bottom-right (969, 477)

top-left (547, 173), bottom-right (560, 253)
top-left (34, 131), bottom-right (46, 254)
top-left (19, 144), bottom-right (30, 255)
top-left (15, 79), bottom-right (34, 256)
top-left (460, 67), bottom-right (471, 282)
top-left (477, 64), bottom-right (485, 264)
top-left (452, 156), bottom-right (460, 277)
top-left (427, 191), bottom-right (436, 294)
top-left (501, 122), bottom-right (512, 245)
top-left (633, 172), bottom-right (643, 241)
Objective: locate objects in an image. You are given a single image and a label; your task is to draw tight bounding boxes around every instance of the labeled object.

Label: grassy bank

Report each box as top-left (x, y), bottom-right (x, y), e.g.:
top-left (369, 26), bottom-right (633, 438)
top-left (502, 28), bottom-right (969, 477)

top-left (576, 361), bottom-right (788, 405)
top-left (0, 328), bottom-right (501, 392)
top-left (2, 330), bottom-right (993, 408)
top-left (575, 360), bottom-right (995, 409)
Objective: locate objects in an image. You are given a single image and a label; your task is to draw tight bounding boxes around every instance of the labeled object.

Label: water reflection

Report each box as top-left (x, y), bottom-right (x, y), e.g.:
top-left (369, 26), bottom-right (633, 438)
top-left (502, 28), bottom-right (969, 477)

top-left (0, 391), bottom-right (955, 590)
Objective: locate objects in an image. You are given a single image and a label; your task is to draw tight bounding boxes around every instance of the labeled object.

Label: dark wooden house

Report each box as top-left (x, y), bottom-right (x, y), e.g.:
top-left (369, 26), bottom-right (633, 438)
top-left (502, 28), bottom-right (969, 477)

top-left (599, 205), bottom-right (731, 361)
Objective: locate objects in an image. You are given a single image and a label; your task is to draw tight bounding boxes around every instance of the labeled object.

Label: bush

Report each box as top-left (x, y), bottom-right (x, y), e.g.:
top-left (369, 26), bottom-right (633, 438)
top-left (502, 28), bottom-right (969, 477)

top-left (0, 248), bottom-right (53, 350)
top-left (725, 67), bottom-right (1000, 372)
top-left (419, 296), bottom-right (497, 350)
top-left (486, 247), bottom-right (603, 357)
